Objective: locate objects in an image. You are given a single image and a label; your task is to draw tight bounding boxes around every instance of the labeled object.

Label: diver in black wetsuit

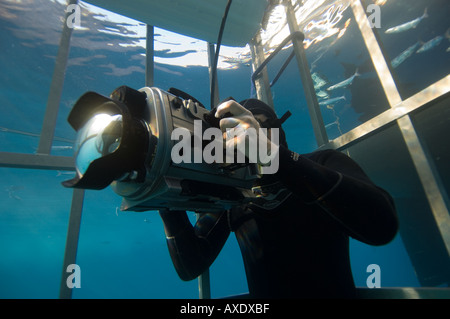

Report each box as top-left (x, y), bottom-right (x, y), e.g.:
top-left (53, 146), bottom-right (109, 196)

top-left (159, 99), bottom-right (398, 298)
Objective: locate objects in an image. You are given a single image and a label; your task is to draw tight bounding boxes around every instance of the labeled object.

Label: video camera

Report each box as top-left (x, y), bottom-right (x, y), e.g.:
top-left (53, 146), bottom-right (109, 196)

top-left (62, 85), bottom-right (262, 212)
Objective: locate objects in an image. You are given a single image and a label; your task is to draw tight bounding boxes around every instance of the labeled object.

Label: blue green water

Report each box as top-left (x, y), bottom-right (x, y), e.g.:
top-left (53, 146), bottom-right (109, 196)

top-left (0, 0), bottom-right (449, 298)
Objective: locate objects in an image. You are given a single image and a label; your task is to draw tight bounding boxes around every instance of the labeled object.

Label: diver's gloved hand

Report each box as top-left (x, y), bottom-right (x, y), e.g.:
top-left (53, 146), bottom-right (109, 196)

top-left (214, 100), bottom-right (279, 166)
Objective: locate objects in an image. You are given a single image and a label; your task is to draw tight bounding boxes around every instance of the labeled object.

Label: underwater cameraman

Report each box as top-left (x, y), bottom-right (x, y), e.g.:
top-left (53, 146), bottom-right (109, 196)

top-left (159, 98), bottom-right (399, 299)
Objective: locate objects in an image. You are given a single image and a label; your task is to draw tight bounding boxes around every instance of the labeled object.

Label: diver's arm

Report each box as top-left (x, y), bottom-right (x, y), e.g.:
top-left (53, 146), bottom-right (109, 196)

top-left (276, 146), bottom-right (398, 246)
top-left (159, 210), bottom-right (230, 281)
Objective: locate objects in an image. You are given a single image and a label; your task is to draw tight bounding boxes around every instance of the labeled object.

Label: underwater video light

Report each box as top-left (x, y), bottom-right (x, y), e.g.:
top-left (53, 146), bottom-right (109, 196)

top-left (62, 86), bottom-right (150, 190)
top-left (63, 86), bottom-right (260, 212)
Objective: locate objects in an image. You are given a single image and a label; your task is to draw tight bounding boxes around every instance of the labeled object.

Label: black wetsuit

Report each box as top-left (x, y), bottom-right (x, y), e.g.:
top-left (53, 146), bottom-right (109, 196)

top-left (159, 146), bottom-right (398, 298)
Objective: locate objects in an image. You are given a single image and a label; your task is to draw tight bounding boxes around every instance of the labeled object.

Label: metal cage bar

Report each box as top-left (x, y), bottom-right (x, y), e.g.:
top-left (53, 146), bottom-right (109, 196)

top-left (146, 25), bottom-right (155, 87)
top-left (208, 42), bottom-right (221, 109)
top-left (284, 0), bottom-right (329, 147)
top-left (349, 0), bottom-right (450, 256)
top-left (37, 0), bottom-right (79, 155)
top-left (59, 188), bottom-right (85, 299)
top-left (249, 32), bottom-right (274, 108)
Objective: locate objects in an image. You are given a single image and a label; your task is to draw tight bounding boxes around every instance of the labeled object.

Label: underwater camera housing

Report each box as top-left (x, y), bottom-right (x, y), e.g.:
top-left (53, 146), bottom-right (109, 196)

top-left (62, 86), bottom-right (260, 212)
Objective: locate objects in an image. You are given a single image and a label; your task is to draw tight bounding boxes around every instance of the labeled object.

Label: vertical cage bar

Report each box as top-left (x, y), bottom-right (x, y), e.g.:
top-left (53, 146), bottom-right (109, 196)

top-left (59, 188), bottom-right (85, 299)
top-left (193, 42), bottom-right (225, 300)
top-left (284, 0), bottom-right (328, 146)
top-left (397, 116), bottom-right (450, 255)
top-left (249, 33), bottom-right (274, 108)
top-left (37, 0), bottom-right (78, 155)
top-left (146, 25), bottom-right (155, 87)
top-left (207, 43), bottom-right (220, 108)
top-left (350, 0), bottom-right (402, 106)
top-left (198, 266), bottom-right (211, 299)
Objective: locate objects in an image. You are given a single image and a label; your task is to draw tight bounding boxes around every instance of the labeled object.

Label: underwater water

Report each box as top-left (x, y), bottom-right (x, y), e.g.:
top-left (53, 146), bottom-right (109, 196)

top-left (0, 0), bottom-right (449, 298)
